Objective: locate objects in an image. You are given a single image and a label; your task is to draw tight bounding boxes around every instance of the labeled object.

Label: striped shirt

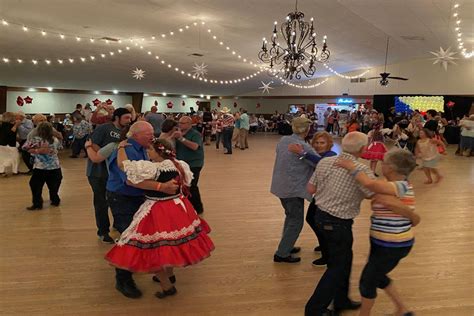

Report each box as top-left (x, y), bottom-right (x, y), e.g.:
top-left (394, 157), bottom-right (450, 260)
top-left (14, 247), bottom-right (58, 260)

top-left (222, 114), bottom-right (235, 128)
top-left (370, 181), bottom-right (415, 247)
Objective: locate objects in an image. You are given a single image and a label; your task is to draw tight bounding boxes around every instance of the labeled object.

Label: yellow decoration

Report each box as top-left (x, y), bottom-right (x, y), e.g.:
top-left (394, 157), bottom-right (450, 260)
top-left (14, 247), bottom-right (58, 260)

top-left (398, 96), bottom-right (444, 112)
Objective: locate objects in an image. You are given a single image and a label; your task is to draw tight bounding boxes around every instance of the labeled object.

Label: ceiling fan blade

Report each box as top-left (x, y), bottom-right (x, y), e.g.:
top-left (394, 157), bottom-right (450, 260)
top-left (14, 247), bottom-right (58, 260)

top-left (388, 76), bottom-right (409, 80)
top-left (366, 77), bottom-right (380, 80)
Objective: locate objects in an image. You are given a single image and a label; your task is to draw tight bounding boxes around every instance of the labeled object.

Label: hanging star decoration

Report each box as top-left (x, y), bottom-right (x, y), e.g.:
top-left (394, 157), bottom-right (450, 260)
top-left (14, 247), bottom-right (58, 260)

top-left (131, 67), bottom-right (146, 80)
top-left (429, 47), bottom-right (458, 71)
top-left (258, 81), bottom-right (274, 94)
top-left (192, 63), bottom-right (208, 78)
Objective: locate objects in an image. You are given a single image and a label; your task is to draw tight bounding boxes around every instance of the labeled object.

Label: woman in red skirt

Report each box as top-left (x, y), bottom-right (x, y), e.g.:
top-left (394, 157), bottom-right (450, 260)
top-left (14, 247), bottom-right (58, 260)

top-left (361, 119), bottom-right (387, 176)
top-left (105, 138), bottom-right (214, 298)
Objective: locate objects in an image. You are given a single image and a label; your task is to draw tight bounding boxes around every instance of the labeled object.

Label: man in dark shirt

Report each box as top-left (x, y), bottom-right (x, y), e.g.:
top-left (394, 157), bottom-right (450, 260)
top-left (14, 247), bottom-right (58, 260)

top-left (174, 116), bottom-right (205, 214)
top-left (87, 108), bottom-right (131, 243)
top-left (107, 121), bottom-right (178, 298)
top-left (424, 109), bottom-right (439, 133)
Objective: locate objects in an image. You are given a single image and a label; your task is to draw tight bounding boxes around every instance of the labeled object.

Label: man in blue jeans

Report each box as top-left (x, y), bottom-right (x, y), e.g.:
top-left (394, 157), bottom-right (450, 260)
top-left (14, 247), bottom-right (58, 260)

top-left (270, 117), bottom-right (317, 263)
top-left (106, 121), bottom-right (178, 298)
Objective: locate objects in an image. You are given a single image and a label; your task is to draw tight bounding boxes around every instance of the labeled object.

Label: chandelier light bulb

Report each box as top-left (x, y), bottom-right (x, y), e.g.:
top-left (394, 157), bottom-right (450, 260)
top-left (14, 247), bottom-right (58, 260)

top-left (45, 59), bottom-right (51, 64)
top-left (126, 46), bottom-right (130, 50)
top-left (58, 59), bottom-right (63, 64)
top-left (41, 30), bottom-right (46, 36)
top-left (80, 57), bottom-right (86, 62)
top-left (179, 28), bottom-right (183, 32)
top-left (76, 36), bottom-right (81, 41)
top-left (60, 34), bottom-right (65, 39)
top-left (90, 38), bottom-right (94, 42)
top-left (456, 20), bottom-right (461, 24)
top-left (170, 32), bottom-right (174, 35)
top-left (32, 59), bottom-right (38, 64)
top-left (201, 21), bottom-right (205, 25)
top-left (161, 34), bottom-right (166, 38)
top-left (113, 90), bottom-right (118, 94)
top-left (90, 56), bottom-right (95, 60)
top-left (2, 58), bottom-right (9, 63)
top-left (454, 3), bottom-right (459, 8)
top-left (22, 26), bottom-right (28, 31)
top-left (69, 58), bottom-right (74, 63)
top-left (457, 33), bottom-right (462, 37)
top-left (47, 87), bottom-right (53, 91)
top-left (162, 92), bottom-right (167, 96)
top-left (185, 25), bottom-right (189, 29)
top-left (453, 13), bottom-right (458, 17)
top-left (193, 22), bottom-right (197, 26)
top-left (17, 59), bottom-right (23, 63)
top-left (2, 20), bottom-right (8, 26)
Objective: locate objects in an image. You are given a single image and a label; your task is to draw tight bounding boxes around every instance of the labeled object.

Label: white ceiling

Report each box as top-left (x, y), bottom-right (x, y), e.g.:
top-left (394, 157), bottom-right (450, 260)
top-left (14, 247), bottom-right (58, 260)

top-left (0, 0), bottom-right (472, 95)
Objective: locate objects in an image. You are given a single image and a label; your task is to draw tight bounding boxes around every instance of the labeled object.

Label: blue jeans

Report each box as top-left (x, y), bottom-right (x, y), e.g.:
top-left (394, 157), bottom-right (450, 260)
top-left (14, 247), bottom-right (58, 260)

top-left (222, 127), bottom-right (233, 153)
top-left (275, 197), bottom-right (305, 257)
top-left (215, 132), bottom-right (222, 149)
top-left (87, 176), bottom-right (110, 236)
top-left (106, 191), bottom-right (145, 282)
top-left (305, 208), bottom-right (354, 316)
top-left (359, 242), bottom-right (412, 299)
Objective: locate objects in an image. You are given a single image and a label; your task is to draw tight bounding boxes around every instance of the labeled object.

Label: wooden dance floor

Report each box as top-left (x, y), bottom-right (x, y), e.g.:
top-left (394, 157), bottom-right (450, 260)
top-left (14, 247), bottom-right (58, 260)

top-left (0, 134), bottom-right (473, 315)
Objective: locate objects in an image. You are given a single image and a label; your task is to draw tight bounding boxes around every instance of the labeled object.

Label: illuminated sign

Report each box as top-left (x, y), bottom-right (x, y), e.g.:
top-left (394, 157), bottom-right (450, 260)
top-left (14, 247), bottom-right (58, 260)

top-left (337, 98), bottom-right (354, 104)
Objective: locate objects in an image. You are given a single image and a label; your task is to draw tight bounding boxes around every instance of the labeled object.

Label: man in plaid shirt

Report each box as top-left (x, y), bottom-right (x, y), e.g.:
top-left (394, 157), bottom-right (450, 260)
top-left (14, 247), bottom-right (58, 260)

top-left (304, 132), bottom-right (412, 316)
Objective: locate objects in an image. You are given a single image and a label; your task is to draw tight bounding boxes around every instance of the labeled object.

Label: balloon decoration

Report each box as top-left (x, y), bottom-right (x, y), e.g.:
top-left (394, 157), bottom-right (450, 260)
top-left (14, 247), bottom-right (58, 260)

top-left (92, 98), bottom-right (101, 106)
top-left (395, 96), bottom-right (444, 113)
top-left (256, 102), bottom-right (261, 108)
top-left (16, 96), bottom-right (24, 106)
top-left (446, 101), bottom-right (455, 108)
top-left (233, 102), bottom-right (237, 108)
top-left (24, 96), bottom-right (33, 104)
top-left (217, 101), bottom-right (221, 108)
top-left (105, 99), bottom-right (113, 105)
top-left (166, 101), bottom-right (173, 109)
top-left (182, 100), bottom-right (185, 106)
top-left (196, 100), bottom-right (200, 106)
top-left (154, 100), bottom-right (158, 106)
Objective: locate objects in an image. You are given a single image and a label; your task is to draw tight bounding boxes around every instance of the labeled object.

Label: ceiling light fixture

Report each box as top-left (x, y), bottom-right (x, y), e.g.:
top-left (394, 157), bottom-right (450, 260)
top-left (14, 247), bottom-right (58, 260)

top-left (258, 0), bottom-right (330, 79)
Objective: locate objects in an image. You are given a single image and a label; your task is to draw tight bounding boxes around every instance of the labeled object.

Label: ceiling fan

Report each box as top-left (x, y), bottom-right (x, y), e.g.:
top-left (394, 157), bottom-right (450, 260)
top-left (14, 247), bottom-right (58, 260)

top-left (367, 37), bottom-right (408, 86)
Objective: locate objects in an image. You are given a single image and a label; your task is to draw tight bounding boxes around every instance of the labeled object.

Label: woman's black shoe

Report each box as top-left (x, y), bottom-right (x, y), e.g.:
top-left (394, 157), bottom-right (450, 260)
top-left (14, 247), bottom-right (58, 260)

top-left (152, 275), bottom-right (176, 284)
top-left (312, 257), bottom-right (328, 266)
top-left (155, 286), bottom-right (177, 299)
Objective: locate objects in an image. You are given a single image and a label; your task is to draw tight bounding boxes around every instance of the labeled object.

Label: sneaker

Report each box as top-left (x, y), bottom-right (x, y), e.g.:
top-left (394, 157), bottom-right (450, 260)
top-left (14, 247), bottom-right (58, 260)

top-left (115, 279), bottom-right (142, 299)
top-left (99, 234), bottom-right (115, 244)
top-left (312, 257), bottom-right (328, 266)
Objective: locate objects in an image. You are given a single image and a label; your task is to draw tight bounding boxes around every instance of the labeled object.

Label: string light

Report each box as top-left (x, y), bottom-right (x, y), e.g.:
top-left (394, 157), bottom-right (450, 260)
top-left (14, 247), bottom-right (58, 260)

top-left (452, 3), bottom-right (472, 58)
top-left (323, 64), bottom-right (370, 79)
top-left (275, 75), bottom-right (329, 89)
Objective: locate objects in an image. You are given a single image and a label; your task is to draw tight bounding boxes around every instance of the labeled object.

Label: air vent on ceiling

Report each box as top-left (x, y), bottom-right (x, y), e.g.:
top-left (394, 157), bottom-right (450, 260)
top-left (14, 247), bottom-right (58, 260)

top-left (400, 35), bottom-right (425, 41)
top-left (100, 37), bottom-right (120, 42)
top-left (350, 78), bottom-right (366, 83)
top-left (189, 53), bottom-right (204, 57)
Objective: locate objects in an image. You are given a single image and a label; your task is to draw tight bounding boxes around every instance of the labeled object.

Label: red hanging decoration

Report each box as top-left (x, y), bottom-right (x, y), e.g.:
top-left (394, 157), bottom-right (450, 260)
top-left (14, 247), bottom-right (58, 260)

top-left (217, 101), bottom-right (221, 108)
top-left (233, 102), bottom-right (237, 108)
top-left (16, 96), bottom-right (24, 106)
top-left (446, 101), bottom-right (455, 108)
top-left (24, 96), bottom-right (33, 104)
top-left (182, 100), bottom-right (185, 106)
top-left (154, 100), bottom-right (158, 106)
top-left (105, 99), bottom-right (113, 105)
top-left (167, 101), bottom-right (173, 109)
top-left (196, 100), bottom-right (200, 105)
top-left (256, 103), bottom-right (261, 108)
top-left (92, 98), bottom-right (101, 106)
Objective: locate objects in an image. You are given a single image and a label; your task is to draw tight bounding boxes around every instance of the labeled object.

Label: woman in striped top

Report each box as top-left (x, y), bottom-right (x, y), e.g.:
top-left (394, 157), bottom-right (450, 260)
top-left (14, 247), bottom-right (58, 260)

top-left (336, 149), bottom-right (420, 316)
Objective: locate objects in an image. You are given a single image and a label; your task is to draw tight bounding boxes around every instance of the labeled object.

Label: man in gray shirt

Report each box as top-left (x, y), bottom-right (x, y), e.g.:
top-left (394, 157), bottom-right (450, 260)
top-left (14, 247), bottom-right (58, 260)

top-left (145, 105), bottom-right (164, 137)
top-left (270, 117), bottom-right (318, 263)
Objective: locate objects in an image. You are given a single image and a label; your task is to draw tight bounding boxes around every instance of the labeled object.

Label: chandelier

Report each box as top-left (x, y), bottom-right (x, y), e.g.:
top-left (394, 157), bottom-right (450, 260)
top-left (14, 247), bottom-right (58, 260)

top-left (258, 0), bottom-right (330, 80)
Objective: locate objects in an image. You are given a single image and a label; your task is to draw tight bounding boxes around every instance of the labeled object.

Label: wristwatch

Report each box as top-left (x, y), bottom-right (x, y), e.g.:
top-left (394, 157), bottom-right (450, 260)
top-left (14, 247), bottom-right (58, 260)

top-left (179, 137), bottom-right (186, 142)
